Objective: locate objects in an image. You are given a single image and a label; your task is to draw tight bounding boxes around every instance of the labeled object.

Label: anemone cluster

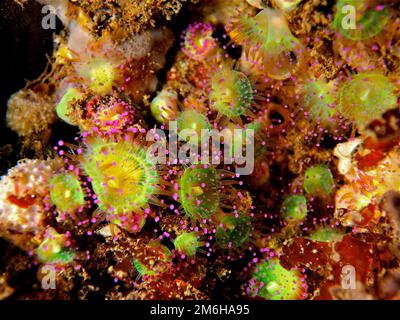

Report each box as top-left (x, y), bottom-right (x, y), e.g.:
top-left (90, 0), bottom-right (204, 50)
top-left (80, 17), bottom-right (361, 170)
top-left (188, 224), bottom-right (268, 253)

top-left (0, 0), bottom-right (400, 300)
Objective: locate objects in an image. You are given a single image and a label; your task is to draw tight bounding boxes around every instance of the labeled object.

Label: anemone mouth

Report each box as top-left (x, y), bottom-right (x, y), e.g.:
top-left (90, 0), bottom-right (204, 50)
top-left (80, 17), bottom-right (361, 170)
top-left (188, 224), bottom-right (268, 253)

top-left (263, 103), bottom-right (290, 133)
top-left (179, 165), bottom-right (221, 220)
top-left (269, 110), bottom-right (285, 126)
top-left (82, 139), bottom-right (158, 215)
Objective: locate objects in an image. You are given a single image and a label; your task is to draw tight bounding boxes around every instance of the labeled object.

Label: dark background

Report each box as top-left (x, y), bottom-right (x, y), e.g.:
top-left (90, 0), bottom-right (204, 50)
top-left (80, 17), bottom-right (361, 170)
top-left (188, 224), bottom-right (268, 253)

top-left (0, 0), bottom-right (61, 174)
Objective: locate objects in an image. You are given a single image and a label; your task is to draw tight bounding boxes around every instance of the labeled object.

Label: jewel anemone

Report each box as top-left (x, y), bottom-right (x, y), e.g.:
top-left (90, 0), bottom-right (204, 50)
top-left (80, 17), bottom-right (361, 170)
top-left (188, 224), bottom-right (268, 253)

top-left (308, 227), bottom-right (344, 243)
top-left (179, 165), bottom-right (221, 220)
top-left (150, 89), bottom-right (179, 124)
top-left (55, 87), bottom-right (82, 125)
top-left (248, 259), bottom-right (305, 300)
top-left (133, 258), bottom-right (156, 278)
top-left (182, 22), bottom-right (218, 61)
top-left (229, 8), bottom-right (303, 80)
top-left (302, 79), bottom-right (338, 128)
top-left (78, 58), bottom-right (115, 94)
top-left (210, 67), bottom-right (254, 121)
top-left (215, 212), bottom-right (251, 249)
top-left (82, 137), bottom-right (160, 217)
top-left (339, 73), bottom-right (397, 130)
top-left (49, 173), bottom-right (85, 214)
top-left (174, 232), bottom-right (202, 257)
top-left (281, 195), bottom-right (307, 222)
top-left (36, 228), bottom-right (75, 265)
top-left (303, 165), bottom-right (335, 196)
top-left (85, 96), bottom-right (137, 137)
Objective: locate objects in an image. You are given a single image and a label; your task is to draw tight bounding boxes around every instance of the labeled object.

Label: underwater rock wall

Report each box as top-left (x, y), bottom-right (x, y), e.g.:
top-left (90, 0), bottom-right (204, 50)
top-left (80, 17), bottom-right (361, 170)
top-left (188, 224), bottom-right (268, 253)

top-left (0, 0), bottom-right (399, 300)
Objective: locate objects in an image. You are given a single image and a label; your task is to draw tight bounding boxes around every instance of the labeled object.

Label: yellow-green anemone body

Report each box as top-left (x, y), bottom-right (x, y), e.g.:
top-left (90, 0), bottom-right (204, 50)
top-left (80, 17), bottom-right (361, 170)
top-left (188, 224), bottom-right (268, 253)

top-left (82, 139), bottom-right (158, 216)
